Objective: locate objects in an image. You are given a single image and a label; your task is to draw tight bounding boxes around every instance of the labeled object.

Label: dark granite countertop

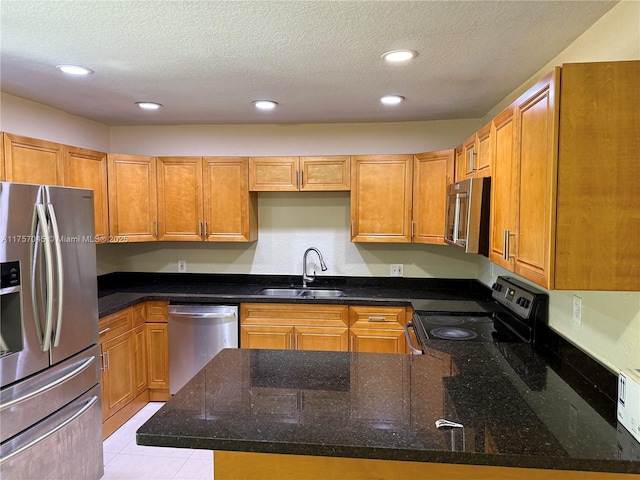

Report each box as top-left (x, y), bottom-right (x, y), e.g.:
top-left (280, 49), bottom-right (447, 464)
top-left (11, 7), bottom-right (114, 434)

top-left (136, 346), bottom-right (640, 474)
top-left (97, 272), bottom-right (489, 317)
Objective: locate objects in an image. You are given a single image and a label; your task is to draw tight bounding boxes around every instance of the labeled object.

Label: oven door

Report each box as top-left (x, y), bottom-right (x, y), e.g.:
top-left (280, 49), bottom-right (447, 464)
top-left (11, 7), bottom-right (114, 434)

top-left (404, 314), bottom-right (428, 355)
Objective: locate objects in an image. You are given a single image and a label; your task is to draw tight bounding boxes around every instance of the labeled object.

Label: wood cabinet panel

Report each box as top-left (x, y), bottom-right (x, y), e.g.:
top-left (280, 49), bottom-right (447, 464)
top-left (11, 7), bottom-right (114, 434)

top-left (299, 156), bottom-right (350, 191)
top-left (241, 304), bottom-right (349, 327)
top-left (476, 122), bottom-right (492, 177)
top-left (132, 324), bottom-right (147, 397)
top-left (63, 145), bottom-right (109, 242)
top-left (204, 157), bottom-right (257, 242)
top-left (3, 133), bottom-right (63, 185)
top-left (349, 305), bottom-right (407, 329)
top-left (0, 133), bottom-right (5, 181)
top-left (349, 328), bottom-right (407, 354)
top-left (249, 156), bottom-right (298, 191)
top-left (513, 69), bottom-right (558, 289)
top-left (295, 326), bottom-right (349, 352)
top-left (100, 331), bottom-right (135, 421)
top-left (351, 155), bottom-right (413, 242)
top-left (241, 325), bottom-right (293, 350)
top-left (146, 323), bottom-right (169, 390)
top-left (99, 308), bottom-right (133, 342)
top-left (107, 154), bottom-right (157, 242)
top-left (157, 156), bottom-right (203, 241)
top-left (412, 150), bottom-right (453, 245)
top-left (489, 105), bottom-right (517, 269)
top-left (146, 301), bottom-right (168, 323)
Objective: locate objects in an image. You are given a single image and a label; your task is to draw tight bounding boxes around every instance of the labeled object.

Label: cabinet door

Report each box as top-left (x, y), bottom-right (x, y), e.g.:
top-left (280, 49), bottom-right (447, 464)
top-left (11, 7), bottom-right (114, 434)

top-left (489, 105), bottom-right (517, 269)
top-left (475, 123), bottom-right (492, 177)
top-left (249, 157), bottom-right (299, 191)
top-left (241, 325), bottom-right (294, 350)
top-left (513, 69), bottom-right (559, 289)
top-left (351, 155), bottom-right (413, 242)
top-left (4, 133), bottom-right (63, 185)
top-left (63, 146), bottom-right (109, 242)
top-left (295, 326), bottom-right (349, 352)
top-left (146, 323), bottom-right (169, 390)
top-left (453, 143), bottom-right (464, 182)
top-left (157, 156), bottom-right (203, 241)
top-left (100, 331), bottom-right (135, 421)
top-left (132, 324), bottom-right (147, 397)
top-left (349, 328), bottom-right (407, 354)
top-left (0, 133), bottom-right (5, 181)
top-left (107, 154), bottom-right (158, 242)
top-left (299, 156), bottom-right (350, 191)
top-left (203, 157), bottom-right (258, 242)
top-left (412, 150), bottom-right (453, 245)
top-left (460, 133), bottom-right (477, 181)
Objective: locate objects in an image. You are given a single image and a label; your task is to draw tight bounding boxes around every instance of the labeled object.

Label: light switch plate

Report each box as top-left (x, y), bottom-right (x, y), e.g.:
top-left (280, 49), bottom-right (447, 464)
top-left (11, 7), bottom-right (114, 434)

top-left (177, 260), bottom-right (187, 273)
top-left (572, 295), bottom-right (582, 324)
top-left (390, 264), bottom-right (403, 277)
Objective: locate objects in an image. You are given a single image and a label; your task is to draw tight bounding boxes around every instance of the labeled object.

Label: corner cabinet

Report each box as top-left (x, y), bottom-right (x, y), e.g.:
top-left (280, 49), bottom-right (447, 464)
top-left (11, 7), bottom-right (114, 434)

top-left (249, 156), bottom-right (350, 191)
top-left (350, 155), bottom-right (413, 242)
top-left (412, 150), bottom-right (454, 245)
top-left (454, 124), bottom-right (491, 182)
top-left (107, 154), bottom-right (158, 242)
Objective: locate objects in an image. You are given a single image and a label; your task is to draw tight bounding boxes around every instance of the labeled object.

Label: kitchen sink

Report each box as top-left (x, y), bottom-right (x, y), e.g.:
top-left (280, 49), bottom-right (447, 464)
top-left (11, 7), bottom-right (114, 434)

top-left (257, 288), bottom-right (344, 297)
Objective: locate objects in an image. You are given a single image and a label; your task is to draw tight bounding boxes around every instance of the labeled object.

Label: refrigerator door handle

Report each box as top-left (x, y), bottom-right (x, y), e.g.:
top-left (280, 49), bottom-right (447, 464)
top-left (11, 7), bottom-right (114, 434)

top-left (46, 203), bottom-right (65, 347)
top-left (0, 355), bottom-right (96, 411)
top-left (0, 395), bottom-right (98, 465)
top-left (31, 204), bottom-right (55, 352)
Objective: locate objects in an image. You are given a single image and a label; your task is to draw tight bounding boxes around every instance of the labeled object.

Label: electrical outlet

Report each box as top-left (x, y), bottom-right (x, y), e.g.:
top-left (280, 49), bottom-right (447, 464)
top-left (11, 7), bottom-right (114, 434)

top-left (572, 295), bottom-right (582, 324)
top-left (390, 264), bottom-right (403, 277)
top-left (177, 260), bottom-right (187, 273)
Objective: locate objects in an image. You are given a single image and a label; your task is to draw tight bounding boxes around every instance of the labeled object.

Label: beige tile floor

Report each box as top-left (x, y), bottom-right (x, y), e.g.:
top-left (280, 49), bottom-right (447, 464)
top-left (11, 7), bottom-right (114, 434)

top-left (101, 402), bottom-right (214, 480)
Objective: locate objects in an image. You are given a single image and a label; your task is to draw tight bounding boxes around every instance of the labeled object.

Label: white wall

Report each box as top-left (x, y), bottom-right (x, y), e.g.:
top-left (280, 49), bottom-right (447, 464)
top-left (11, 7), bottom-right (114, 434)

top-left (479, 0), bottom-right (640, 373)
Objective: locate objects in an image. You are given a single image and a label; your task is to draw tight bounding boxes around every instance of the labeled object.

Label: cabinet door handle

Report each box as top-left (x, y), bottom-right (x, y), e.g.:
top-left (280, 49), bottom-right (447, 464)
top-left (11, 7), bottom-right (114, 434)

top-left (203, 221), bottom-right (208, 238)
top-left (154, 221), bottom-right (158, 237)
top-left (300, 169), bottom-right (304, 188)
top-left (503, 229), bottom-right (515, 260)
top-left (199, 221), bottom-right (203, 236)
top-left (368, 316), bottom-right (386, 322)
top-left (411, 221), bottom-right (415, 238)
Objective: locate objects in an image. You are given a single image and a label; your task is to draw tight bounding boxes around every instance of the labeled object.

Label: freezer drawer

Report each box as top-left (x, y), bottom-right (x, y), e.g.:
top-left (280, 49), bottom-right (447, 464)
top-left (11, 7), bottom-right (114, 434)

top-left (0, 344), bottom-right (100, 440)
top-left (0, 384), bottom-right (103, 480)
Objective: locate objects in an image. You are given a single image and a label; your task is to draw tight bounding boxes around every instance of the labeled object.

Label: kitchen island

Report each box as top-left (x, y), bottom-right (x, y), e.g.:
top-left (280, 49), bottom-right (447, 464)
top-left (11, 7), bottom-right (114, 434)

top-left (136, 346), bottom-right (639, 479)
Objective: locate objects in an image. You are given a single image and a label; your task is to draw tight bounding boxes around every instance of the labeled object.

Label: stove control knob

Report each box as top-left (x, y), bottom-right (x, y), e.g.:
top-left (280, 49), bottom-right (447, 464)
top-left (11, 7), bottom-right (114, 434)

top-left (516, 297), bottom-right (530, 308)
top-left (492, 282), bottom-right (503, 292)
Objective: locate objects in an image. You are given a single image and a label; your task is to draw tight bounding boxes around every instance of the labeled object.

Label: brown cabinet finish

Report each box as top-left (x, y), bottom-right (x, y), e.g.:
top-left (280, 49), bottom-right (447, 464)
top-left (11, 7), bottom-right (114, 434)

top-left (203, 157), bottom-right (257, 242)
top-left (0, 133), bottom-right (5, 181)
top-left (157, 156), bottom-right (203, 241)
top-left (299, 156), bottom-right (350, 191)
top-left (3, 133), bottom-right (63, 185)
top-left (249, 156), bottom-right (299, 191)
top-left (475, 122), bottom-right (492, 177)
top-left (132, 324), bottom-right (148, 397)
top-left (100, 331), bottom-right (135, 422)
top-left (63, 145), bottom-right (109, 242)
top-left (349, 306), bottom-right (409, 354)
top-left (351, 155), bottom-right (413, 242)
top-left (107, 154), bottom-right (158, 242)
top-left (249, 156), bottom-right (350, 191)
top-left (412, 150), bottom-right (454, 245)
top-left (146, 323), bottom-right (169, 392)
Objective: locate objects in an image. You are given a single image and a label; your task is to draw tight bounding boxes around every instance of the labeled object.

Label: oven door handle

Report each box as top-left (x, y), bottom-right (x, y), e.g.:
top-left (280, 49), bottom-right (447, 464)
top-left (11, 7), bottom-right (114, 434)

top-left (404, 322), bottom-right (423, 355)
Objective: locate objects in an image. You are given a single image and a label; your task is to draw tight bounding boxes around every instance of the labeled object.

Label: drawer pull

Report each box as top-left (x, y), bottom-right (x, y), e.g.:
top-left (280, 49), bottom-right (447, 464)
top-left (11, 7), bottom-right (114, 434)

top-left (368, 316), bottom-right (387, 322)
top-left (98, 327), bottom-right (111, 336)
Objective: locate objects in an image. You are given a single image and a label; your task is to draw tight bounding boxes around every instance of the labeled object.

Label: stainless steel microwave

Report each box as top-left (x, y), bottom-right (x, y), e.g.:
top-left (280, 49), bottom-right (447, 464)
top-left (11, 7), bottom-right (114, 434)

top-left (444, 177), bottom-right (491, 254)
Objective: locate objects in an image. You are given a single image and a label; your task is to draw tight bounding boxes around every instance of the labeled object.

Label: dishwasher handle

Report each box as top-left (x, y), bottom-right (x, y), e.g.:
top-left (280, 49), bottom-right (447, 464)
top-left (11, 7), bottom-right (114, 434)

top-left (168, 311), bottom-right (236, 319)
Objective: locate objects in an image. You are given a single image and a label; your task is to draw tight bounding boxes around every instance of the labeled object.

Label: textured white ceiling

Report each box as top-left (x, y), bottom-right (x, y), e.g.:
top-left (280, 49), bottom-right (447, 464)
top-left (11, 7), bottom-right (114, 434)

top-left (0, 1), bottom-right (617, 126)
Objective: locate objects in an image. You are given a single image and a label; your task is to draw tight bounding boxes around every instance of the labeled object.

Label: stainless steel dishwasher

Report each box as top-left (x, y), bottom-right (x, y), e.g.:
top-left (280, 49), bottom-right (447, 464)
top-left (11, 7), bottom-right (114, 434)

top-left (167, 304), bottom-right (238, 395)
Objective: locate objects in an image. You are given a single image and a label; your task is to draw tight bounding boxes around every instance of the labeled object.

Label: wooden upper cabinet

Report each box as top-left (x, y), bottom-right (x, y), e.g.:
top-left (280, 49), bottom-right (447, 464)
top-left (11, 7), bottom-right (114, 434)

top-left (157, 156), bottom-right (203, 241)
top-left (488, 105), bottom-right (517, 270)
top-left (455, 125), bottom-right (491, 182)
top-left (554, 60), bottom-right (640, 290)
top-left (203, 157), bottom-right (257, 242)
top-left (412, 149), bottom-right (454, 245)
top-left (351, 155), bottom-right (413, 243)
top-left (512, 69), bottom-right (559, 289)
top-left (249, 157), bottom-right (298, 191)
top-left (3, 133), bottom-right (64, 185)
top-left (249, 156), bottom-right (350, 191)
top-left (107, 154), bottom-right (158, 242)
top-left (63, 146), bottom-right (109, 242)
top-left (0, 133), bottom-right (5, 181)
top-left (299, 156), bottom-right (350, 191)
top-left (475, 123), bottom-right (492, 177)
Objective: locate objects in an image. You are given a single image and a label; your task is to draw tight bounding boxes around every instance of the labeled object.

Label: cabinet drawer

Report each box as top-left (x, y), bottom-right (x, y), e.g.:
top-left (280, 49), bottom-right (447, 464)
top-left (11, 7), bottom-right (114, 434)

top-left (349, 306), bottom-right (407, 329)
top-left (132, 303), bottom-right (146, 326)
top-left (241, 304), bottom-right (349, 327)
top-left (146, 301), bottom-right (168, 323)
top-left (99, 308), bottom-right (133, 342)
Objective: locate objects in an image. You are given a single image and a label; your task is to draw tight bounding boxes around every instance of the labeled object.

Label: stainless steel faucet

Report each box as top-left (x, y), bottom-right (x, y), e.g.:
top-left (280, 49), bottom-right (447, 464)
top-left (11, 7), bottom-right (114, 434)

top-left (302, 247), bottom-right (327, 287)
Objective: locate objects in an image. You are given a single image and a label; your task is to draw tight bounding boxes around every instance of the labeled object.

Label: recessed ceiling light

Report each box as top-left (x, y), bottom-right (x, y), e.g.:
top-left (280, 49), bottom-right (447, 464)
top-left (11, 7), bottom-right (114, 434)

top-left (381, 50), bottom-right (418, 62)
top-left (380, 95), bottom-right (404, 105)
top-left (253, 100), bottom-right (278, 110)
top-left (136, 102), bottom-right (162, 110)
top-left (56, 64), bottom-right (94, 75)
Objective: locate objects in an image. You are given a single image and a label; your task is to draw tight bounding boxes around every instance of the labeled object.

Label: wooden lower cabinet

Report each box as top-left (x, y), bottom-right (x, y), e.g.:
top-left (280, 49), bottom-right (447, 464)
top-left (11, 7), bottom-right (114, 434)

top-left (100, 330), bottom-right (135, 421)
top-left (145, 300), bottom-right (170, 401)
top-left (348, 305), bottom-right (409, 354)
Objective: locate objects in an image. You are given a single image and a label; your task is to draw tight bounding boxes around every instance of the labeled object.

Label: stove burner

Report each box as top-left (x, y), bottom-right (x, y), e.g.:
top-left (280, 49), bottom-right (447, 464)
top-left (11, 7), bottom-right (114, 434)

top-left (466, 316), bottom-right (493, 323)
top-left (426, 316), bottom-right (465, 326)
top-left (430, 327), bottom-right (478, 341)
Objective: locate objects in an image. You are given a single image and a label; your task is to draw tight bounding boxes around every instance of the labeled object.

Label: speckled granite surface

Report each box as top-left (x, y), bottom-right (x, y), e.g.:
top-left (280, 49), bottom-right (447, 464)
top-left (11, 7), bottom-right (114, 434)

top-left (136, 347), bottom-right (639, 474)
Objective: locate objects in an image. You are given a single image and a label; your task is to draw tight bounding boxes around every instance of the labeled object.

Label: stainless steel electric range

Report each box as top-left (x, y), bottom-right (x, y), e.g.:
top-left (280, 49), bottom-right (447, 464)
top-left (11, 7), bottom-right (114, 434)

top-left (405, 276), bottom-right (549, 354)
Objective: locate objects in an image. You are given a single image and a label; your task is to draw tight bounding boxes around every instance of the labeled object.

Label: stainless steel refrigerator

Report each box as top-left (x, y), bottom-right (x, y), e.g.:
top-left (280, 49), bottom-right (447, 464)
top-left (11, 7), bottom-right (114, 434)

top-left (0, 182), bottom-right (103, 480)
